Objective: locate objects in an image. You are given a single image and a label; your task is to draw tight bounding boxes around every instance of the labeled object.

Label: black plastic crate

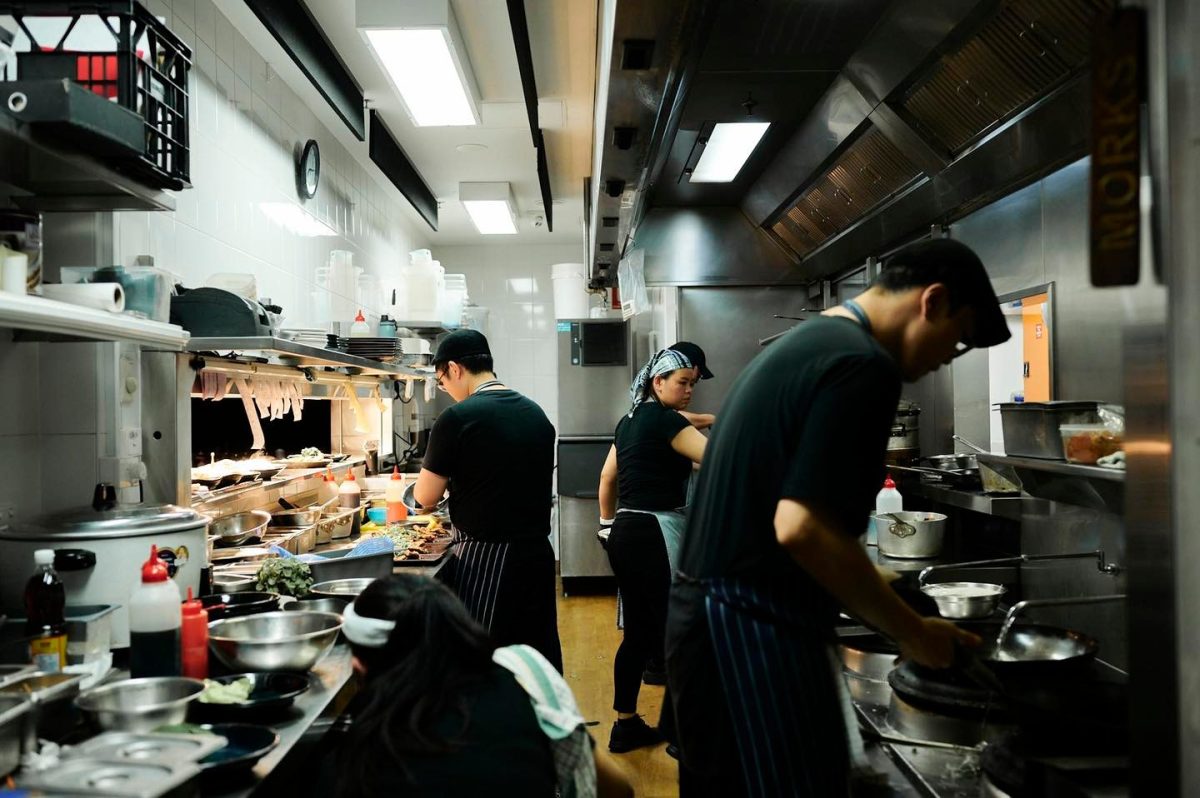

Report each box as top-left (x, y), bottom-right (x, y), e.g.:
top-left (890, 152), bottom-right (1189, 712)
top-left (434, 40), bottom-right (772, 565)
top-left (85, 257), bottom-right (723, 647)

top-left (0, 1), bottom-right (191, 190)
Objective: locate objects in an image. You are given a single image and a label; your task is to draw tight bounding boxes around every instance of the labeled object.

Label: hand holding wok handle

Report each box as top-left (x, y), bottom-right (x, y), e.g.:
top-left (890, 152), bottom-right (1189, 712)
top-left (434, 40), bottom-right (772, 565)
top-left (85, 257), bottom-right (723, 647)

top-left (897, 616), bottom-right (983, 669)
top-left (918, 549), bottom-right (1122, 586)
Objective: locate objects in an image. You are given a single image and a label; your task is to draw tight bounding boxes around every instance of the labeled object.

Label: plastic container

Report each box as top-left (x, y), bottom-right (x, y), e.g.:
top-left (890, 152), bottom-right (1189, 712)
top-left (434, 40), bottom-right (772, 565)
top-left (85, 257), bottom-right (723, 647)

top-left (404, 249), bottom-right (444, 322)
top-left (1059, 423), bottom-right (1124, 465)
top-left (9, 605), bottom-right (117, 665)
top-left (24, 550), bottom-right (67, 673)
top-left (61, 265), bottom-right (175, 322)
top-left (318, 468), bottom-right (339, 506)
top-left (129, 545), bottom-right (182, 679)
top-left (998, 401), bottom-right (1101, 459)
top-left (385, 467), bottom-right (408, 523)
top-left (350, 310), bottom-right (370, 338)
top-left (441, 274), bottom-right (467, 328)
top-left (180, 588), bottom-right (208, 680)
top-left (552, 262), bottom-right (589, 319)
top-left (378, 316), bottom-right (398, 338)
top-left (869, 476), bottom-right (903, 545)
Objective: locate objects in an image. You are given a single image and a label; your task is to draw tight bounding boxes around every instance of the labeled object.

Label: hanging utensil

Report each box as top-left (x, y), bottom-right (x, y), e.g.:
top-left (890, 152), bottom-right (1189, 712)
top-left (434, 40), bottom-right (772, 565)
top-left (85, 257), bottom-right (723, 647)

top-left (952, 434), bottom-right (988, 454)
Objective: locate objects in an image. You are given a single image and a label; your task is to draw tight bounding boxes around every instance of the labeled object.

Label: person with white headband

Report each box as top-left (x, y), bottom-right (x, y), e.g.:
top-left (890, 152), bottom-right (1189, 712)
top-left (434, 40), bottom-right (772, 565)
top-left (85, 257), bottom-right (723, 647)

top-left (596, 344), bottom-right (712, 754)
top-left (325, 574), bottom-right (633, 798)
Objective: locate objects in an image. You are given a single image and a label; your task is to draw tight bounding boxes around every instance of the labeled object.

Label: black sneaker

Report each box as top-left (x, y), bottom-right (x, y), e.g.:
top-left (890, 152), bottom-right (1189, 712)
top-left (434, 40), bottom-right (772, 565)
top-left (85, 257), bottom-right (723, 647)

top-left (642, 666), bottom-right (667, 686)
top-left (609, 716), bottom-right (665, 753)
top-left (665, 743), bottom-right (680, 760)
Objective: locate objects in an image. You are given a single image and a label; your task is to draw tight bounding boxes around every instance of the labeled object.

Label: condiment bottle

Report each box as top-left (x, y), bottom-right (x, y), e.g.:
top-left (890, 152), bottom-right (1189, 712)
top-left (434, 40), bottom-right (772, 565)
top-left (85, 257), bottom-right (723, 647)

top-left (386, 466), bottom-right (408, 523)
top-left (25, 550), bottom-right (66, 673)
top-left (339, 470), bottom-right (362, 510)
top-left (318, 467), bottom-right (339, 506)
top-left (180, 587), bottom-right (208, 679)
top-left (870, 475), bottom-right (904, 545)
top-left (350, 310), bottom-right (371, 338)
top-left (129, 545), bottom-right (182, 678)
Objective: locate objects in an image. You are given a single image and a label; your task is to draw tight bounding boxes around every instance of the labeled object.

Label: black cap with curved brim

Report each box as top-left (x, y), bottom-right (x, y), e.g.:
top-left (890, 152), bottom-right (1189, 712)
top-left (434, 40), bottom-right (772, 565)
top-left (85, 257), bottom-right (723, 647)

top-left (432, 329), bottom-right (491, 366)
top-left (881, 239), bottom-right (1010, 348)
top-left (668, 341), bottom-right (714, 380)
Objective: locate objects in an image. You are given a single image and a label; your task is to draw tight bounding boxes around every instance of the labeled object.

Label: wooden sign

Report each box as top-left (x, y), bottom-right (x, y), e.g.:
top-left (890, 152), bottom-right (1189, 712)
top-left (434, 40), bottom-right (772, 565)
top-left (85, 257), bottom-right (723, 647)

top-left (1089, 8), bottom-right (1146, 287)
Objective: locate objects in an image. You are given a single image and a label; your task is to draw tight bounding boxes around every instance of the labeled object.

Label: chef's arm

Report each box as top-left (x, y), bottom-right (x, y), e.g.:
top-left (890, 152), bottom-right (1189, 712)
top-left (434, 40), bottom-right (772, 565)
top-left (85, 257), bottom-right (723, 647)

top-left (414, 468), bottom-right (449, 509)
top-left (599, 445), bottom-right (618, 520)
top-left (679, 410), bottom-right (716, 430)
top-left (670, 426), bottom-right (708, 465)
top-left (774, 498), bottom-right (979, 667)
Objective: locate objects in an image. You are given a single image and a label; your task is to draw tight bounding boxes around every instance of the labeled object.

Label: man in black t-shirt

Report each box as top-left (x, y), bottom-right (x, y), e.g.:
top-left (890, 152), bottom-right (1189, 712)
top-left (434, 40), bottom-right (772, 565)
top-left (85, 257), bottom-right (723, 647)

top-left (666, 239), bottom-right (1011, 797)
top-left (415, 329), bottom-right (562, 671)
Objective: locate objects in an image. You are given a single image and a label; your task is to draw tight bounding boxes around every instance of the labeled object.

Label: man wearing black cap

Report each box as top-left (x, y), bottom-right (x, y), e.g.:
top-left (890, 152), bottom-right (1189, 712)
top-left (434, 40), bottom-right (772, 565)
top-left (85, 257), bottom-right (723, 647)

top-left (665, 238), bottom-right (1010, 797)
top-left (414, 329), bottom-right (562, 670)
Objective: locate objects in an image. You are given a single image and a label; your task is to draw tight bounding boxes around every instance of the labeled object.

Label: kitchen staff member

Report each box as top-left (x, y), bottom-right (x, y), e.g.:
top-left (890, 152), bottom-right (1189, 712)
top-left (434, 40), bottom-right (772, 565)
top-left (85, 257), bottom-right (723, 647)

top-left (597, 345), bottom-right (712, 754)
top-left (666, 239), bottom-right (1010, 797)
top-left (415, 329), bottom-right (562, 671)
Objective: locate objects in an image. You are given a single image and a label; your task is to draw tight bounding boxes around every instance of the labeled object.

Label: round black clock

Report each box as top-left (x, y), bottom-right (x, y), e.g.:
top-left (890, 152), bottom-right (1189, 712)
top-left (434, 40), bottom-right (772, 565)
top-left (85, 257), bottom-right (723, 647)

top-left (297, 139), bottom-right (320, 199)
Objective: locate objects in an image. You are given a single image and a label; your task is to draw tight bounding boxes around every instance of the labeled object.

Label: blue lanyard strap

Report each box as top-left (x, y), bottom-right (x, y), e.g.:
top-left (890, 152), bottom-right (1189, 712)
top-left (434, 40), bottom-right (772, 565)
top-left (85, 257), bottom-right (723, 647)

top-left (842, 299), bottom-right (872, 335)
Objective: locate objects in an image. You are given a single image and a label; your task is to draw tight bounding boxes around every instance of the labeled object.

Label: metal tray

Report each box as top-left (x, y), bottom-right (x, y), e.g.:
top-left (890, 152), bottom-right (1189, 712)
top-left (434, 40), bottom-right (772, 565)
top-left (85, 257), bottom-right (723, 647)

top-left (19, 756), bottom-right (200, 797)
top-left (307, 548), bottom-right (394, 583)
top-left (0, 693), bottom-right (34, 778)
top-left (66, 730), bottom-right (226, 765)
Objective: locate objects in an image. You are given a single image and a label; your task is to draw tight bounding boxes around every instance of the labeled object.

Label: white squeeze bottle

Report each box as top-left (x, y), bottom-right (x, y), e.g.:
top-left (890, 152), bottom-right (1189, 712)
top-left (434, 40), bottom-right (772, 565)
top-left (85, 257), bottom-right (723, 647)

top-left (871, 475), bottom-right (903, 545)
top-left (129, 545), bottom-right (182, 678)
top-left (350, 310), bottom-right (370, 337)
top-left (318, 467), bottom-right (339, 506)
top-left (338, 470), bottom-right (362, 510)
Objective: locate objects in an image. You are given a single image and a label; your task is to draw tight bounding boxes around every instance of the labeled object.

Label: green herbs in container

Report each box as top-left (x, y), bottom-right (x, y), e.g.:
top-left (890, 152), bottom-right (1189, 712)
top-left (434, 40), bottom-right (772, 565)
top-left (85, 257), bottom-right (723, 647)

top-left (255, 558), bottom-right (314, 597)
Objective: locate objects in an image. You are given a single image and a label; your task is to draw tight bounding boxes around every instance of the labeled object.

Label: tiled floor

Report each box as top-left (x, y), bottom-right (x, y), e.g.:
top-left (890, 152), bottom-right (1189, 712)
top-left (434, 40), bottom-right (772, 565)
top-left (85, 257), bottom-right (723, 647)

top-left (558, 587), bottom-right (680, 798)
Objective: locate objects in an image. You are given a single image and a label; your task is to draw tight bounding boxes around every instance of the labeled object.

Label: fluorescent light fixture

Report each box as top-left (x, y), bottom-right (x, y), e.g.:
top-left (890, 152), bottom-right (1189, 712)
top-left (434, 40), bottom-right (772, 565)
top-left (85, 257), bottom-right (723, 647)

top-left (358, 0), bottom-right (481, 127)
top-left (259, 203), bottom-right (338, 237)
top-left (460, 182), bottom-right (518, 235)
top-left (690, 122), bottom-right (771, 183)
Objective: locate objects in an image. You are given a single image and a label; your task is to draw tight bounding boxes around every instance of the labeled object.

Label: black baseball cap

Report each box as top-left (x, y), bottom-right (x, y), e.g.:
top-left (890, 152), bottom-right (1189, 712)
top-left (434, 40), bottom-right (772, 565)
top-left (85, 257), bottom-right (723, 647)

top-left (669, 341), bottom-right (714, 380)
top-left (880, 239), bottom-right (1010, 348)
top-left (433, 329), bottom-right (491, 366)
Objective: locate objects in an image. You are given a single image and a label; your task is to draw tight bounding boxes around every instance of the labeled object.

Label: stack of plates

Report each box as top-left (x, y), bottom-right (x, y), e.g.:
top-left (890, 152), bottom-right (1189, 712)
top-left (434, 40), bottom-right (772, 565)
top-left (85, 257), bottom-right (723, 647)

top-left (280, 328), bottom-right (329, 347)
top-left (346, 338), bottom-right (401, 361)
top-left (326, 334), bottom-right (348, 351)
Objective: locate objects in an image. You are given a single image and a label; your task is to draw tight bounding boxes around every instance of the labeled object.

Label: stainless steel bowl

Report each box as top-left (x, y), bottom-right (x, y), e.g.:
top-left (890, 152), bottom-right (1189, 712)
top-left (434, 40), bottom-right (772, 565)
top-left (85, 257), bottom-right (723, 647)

top-left (270, 508), bottom-right (323, 527)
top-left (920, 581), bottom-right (1006, 619)
top-left (208, 611), bottom-right (342, 672)
top-left (309, 578), bottom-right (376, 599)
top-left (402, 482), bottom-right (447, 513)
top-left (75, 677), bottom-right (205, 733)
top-left (211, 511), bottom-right (272, 547)
top-left (283, 597), bottom-right (349, 615)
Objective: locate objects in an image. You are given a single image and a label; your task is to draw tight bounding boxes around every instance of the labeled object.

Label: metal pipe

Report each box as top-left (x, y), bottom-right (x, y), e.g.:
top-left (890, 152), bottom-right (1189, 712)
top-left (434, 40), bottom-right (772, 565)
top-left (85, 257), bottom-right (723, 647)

top-left (995, 594), bottom-right (1128, 651)
top-left (918, 549), bottom-right (1122, 585)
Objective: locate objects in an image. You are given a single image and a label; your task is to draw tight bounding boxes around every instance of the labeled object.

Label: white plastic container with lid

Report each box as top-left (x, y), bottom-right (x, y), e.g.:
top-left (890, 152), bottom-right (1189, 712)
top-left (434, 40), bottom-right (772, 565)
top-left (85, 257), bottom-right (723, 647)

top-left (404, 249), bottom-right (444, 322)
top-left (440, 274), bottom-right (467, 327)
top-left (869, 475), bottom-right (903, 546)
top-left (128, 544), bottom-right (181, 678)
top-left (552, 262), bottom-right (589, 319)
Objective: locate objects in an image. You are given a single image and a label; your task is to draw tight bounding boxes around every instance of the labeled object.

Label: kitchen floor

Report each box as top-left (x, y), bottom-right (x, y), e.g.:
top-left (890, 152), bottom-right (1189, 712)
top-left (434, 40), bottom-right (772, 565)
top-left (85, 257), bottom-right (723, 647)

top-left (557, 587), bottom-right (680, 798)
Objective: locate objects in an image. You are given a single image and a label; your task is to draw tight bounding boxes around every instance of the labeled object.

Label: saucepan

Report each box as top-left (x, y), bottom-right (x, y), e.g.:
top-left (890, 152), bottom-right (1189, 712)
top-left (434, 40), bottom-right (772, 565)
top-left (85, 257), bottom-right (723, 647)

top-left (873, 512), bottom-right (946, 559)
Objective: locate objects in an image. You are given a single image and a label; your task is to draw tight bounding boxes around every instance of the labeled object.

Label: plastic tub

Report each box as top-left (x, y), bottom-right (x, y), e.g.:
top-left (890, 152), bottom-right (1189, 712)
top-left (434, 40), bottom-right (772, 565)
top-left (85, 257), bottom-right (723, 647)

top-left (1059, 424), bottom-right (1124, 464)
top-left (552, 262), bottom-right (589, 319)
top-left (9, 604), bottom-right (117, 665)
top-left (997, 401), bottom-right (1101, 459)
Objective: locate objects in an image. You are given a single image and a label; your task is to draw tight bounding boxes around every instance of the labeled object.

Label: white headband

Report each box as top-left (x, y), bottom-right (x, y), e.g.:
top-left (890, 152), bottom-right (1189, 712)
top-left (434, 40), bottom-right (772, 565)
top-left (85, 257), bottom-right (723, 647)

top-left (342, 602), bottom-right (396, 648)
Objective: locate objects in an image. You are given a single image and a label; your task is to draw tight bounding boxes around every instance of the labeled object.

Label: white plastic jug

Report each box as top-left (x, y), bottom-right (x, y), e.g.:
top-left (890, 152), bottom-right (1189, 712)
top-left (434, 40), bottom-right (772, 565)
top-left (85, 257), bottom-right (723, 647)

top-left (405, 249), bottom-right (444, 322)
top-left (552, 262), bottom-right (589, 319)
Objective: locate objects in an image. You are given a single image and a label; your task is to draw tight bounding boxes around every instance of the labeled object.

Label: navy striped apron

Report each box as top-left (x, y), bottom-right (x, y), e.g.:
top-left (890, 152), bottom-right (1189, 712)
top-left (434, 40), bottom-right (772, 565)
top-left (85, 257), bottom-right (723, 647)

top-left (440, 535), bottom-right (512, 630)
top-left (700, 578), bottom-right (860, 797)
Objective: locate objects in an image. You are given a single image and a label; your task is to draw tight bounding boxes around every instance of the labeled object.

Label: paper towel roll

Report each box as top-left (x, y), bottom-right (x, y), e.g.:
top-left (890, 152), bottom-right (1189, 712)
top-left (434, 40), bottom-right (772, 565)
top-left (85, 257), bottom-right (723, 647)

top-left (41, 283), bottom-right (126, 313)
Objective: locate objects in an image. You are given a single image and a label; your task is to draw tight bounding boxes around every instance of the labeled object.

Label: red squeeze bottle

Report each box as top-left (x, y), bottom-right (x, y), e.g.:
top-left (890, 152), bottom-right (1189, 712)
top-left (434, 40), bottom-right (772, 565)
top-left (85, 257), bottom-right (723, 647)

top-left (180, 587), bottom-right (209, 679)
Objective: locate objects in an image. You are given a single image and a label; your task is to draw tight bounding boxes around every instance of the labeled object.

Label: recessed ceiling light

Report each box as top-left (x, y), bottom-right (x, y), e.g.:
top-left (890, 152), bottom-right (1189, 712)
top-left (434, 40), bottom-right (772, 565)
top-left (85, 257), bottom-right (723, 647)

top-left (455, 143), bottom-right (488, 153)
top-left (690, 122), bottom-right (770, 183)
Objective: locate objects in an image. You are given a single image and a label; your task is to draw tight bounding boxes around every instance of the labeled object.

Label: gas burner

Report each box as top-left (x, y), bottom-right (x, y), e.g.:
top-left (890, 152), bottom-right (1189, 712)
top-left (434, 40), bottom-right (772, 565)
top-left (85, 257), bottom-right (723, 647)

top-left (886, 689), bottom-right (1014, 748)
top-left (888, 659), bottom-right (1004, 712)
top-left (980, 731), bottom-right (1130, 797)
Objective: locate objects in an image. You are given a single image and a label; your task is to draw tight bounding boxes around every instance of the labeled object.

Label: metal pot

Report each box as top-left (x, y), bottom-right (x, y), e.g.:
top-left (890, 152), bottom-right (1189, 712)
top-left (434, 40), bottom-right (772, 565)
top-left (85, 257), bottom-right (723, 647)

top-left (873, 512), bottom-right (946, 559)
top-left (0, 502), bottom-right (208, 647)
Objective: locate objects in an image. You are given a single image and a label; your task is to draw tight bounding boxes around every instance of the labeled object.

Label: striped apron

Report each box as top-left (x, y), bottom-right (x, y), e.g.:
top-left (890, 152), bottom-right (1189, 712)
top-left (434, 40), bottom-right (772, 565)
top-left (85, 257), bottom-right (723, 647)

top-left (698, 578), bottom-right (864, 797)
top-left (438, 530), bottom-right (563, 672)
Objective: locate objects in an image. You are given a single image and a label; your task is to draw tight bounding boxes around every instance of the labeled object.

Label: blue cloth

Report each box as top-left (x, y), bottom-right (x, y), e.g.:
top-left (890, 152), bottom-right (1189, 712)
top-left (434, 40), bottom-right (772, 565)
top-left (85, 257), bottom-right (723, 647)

top-left (273, 536), bottom-right (395, 564)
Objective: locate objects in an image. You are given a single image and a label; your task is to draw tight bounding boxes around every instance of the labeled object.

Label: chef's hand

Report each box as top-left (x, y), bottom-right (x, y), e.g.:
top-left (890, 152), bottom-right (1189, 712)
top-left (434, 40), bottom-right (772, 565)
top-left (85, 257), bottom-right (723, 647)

top-left (900, 618), bottom-right (981, 669)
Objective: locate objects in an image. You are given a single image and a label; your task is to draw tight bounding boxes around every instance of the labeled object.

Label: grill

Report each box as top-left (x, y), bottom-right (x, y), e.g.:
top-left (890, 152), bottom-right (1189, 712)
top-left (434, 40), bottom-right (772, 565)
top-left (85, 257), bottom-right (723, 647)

top-left (770, 126), bottom-right (922, 258)
top-left (901, 0), bottom-right (1115, 154)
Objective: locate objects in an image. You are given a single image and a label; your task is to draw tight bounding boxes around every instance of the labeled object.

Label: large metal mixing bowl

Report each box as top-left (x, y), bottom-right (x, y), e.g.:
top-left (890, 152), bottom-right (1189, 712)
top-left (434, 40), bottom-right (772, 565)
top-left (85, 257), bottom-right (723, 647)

top-left (309, 579), bottom-right (375, 600)
top-left (921, 581), bottom-right (1006, 619)
top-left (75, 677), bottom-right (205, 732)
top-left (211, 511), bottom-right (271, 547)
top-left (283, 597), bottom-right (348, 615)
top-left (208, 611), bottom-right (342, 672)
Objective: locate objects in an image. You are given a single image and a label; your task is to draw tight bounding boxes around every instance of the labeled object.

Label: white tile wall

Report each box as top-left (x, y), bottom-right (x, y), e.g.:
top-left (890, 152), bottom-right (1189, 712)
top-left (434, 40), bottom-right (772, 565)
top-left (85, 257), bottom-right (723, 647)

top-left (109, 0), bottom-right (431, 330)
top-left (435, 244), bottom-right (585, 432)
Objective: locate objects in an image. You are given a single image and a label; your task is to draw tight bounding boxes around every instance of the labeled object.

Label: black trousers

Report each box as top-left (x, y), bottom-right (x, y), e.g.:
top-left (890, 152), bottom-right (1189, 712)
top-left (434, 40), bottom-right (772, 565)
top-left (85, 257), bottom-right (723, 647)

top-left (439, 535), bottom-right (563, 672)
top-left (607, 513), bottom-right (672, 719)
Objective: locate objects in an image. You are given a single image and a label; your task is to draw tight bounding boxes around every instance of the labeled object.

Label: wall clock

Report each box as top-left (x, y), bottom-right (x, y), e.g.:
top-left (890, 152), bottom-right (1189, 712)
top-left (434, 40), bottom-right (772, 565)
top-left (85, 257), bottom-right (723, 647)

top-left (297, 139), bottom-right (320, 199)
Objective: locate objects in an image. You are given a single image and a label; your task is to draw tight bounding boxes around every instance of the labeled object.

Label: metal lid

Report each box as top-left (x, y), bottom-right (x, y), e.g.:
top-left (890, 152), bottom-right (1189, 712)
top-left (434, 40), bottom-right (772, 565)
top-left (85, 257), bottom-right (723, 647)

top-left (1, 504), bottom-right (207, 541)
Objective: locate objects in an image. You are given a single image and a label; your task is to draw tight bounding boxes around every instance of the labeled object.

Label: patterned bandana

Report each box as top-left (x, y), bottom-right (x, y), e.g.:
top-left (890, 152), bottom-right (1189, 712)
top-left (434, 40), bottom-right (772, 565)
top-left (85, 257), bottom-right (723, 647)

top-left (627, 348), bottom-right (693, 417)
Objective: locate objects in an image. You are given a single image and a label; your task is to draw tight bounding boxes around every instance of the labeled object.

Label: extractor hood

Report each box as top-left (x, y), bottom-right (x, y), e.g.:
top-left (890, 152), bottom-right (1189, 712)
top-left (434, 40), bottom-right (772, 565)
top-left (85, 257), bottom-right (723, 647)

top-left (591, 0), bottom-right (1116, 285)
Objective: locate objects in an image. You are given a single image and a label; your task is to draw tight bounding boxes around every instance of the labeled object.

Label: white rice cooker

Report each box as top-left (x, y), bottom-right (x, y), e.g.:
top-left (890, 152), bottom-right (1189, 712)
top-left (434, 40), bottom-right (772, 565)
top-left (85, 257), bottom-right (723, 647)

top-left (0, 503), bottom-right (208, 647)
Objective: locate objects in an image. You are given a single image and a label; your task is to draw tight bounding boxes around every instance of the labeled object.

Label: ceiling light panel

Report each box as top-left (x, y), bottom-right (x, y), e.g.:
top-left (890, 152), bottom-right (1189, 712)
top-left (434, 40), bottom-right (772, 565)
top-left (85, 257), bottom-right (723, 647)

top-left (358, 0), bottom-right (481, 127)
top-left (690, 122), bottom-right (771, 183)
top-left (460, 182), bottom-right (519, 235)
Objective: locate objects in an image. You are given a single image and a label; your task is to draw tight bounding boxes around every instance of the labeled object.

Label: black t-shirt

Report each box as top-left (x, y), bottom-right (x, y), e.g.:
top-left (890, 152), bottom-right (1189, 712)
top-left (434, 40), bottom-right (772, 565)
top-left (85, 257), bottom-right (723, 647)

top-left (614, 401), bottom-right (692, 511)
top-left (331, 664), bottom-right (557, 797)
top-left (423, 389), bottom-right (555, 541)
top-left (676, 316), bottom-right (901, 627)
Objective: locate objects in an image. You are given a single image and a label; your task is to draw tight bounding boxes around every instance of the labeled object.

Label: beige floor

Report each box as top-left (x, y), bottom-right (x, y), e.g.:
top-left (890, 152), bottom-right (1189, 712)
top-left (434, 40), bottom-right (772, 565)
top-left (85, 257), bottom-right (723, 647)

top-left (558, 589), bottom-right (680, 798)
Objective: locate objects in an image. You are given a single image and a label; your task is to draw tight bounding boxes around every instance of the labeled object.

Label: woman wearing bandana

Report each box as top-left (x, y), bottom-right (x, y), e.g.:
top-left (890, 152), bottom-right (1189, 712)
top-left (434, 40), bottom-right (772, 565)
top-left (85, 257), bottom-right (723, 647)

top-left (329, 574), bottom-right (633, 798)
top-left (597, 344), bottom-right (713, 753)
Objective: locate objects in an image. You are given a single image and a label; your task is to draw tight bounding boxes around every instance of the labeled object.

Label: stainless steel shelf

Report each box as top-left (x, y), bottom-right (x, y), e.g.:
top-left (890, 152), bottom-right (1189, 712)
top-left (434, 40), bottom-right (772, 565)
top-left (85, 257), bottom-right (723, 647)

top-left (907, 482), bottom-right (1034, 521)
top-left (1, 292), bottom-right (189, 348)
top-left (977, 453), bottom-right (1125, 482)
top-left (185, 336), bottom-right (428, 378)
top-left (977, 453), bottom-right (1123, 514)
top-left (0, 111), bottom-right (176, 212)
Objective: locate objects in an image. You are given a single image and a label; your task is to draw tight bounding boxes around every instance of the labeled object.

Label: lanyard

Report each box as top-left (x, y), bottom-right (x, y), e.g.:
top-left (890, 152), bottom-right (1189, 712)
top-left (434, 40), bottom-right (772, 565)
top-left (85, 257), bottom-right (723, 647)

top-left (472, 379), bottom-right (505, 395)
top-left (842, 299), bottom-right (872, 335)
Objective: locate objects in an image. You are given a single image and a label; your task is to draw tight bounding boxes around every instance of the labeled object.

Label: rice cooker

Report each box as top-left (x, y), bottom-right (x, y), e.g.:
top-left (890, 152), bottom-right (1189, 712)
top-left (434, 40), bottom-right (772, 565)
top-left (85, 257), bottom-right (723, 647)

top-left (0, 503), bottom-right (208, 647)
